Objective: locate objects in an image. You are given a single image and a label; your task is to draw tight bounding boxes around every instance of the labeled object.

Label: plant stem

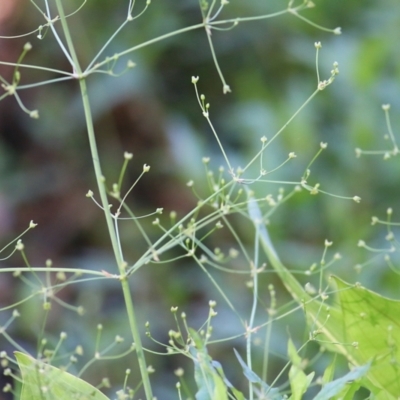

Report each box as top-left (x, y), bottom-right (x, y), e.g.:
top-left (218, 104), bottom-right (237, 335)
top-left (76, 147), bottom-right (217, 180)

top-left (53, 0), bottom-right (153, 398)
top-left (79, 66), bottom-right (154, 400)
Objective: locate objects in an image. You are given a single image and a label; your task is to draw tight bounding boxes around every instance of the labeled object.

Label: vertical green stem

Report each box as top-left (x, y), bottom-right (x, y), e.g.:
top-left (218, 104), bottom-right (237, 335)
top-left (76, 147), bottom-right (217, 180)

top-left (246, 220), bottom-right (260, 400)
top-left (81, 79), bottom-right (153, 400)
top-left (53, 1), bottom-right (153, 398)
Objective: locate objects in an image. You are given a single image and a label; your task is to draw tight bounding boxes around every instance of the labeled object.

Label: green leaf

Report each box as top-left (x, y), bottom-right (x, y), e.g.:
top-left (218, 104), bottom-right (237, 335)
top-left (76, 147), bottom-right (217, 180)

top-left (230, 385), bottom-right (246, 400)
top-left (321, 355), bottom-right (336, 386)
top-left (189, 329), bottom-right (230, 400)
top-left (331, 277), bottom-right (400, 398)
top-left (212, 360), bottom-right (245, 400)
top-left (319, 355), bottom-right (363, 399)
top-left (337, 380), bottom-right (362, 400)
top-left (247, 193), bottom-right (400, 398)
top-left (287, 339), bottom-right (314, 400)
top-left (213, 372), bottom-right (228, 400)
top-left (15, 352), bottom-right (110, 400)
top-left (233, 348), bottom-right (283, 399)
top-left (313, 362), bottom-right (370, 400)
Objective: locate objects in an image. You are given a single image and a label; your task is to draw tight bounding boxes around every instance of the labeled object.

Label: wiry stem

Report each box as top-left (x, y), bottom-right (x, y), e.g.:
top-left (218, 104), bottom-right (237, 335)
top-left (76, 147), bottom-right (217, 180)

top-left (53, 0), bottom-right (153, 398)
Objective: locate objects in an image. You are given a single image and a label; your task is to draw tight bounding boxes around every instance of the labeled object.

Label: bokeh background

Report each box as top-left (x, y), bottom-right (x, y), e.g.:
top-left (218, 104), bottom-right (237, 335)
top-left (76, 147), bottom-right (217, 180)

top-left (1, 0), bottom-right (400, 398)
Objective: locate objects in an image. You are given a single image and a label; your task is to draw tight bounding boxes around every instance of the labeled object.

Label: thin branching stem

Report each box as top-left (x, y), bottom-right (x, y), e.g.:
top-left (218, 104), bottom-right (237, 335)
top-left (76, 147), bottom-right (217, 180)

top-left (53, 0), bottom-right (154, 398)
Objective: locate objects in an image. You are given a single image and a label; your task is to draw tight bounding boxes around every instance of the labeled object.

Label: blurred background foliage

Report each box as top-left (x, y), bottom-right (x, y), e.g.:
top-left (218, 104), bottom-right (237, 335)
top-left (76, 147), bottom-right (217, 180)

top-left (0, 0), bottom-right (400, 398)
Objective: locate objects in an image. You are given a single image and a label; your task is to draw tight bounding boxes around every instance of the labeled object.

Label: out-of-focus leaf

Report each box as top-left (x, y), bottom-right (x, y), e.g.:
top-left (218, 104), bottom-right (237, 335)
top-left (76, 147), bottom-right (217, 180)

top-left (189, 328), bottom-right (236, 400)
top-left (313, 362), bottom-right (370, 400)
top-left (15, 352), bottom-right (109, 400)
top-left (332, 277), bottom-right (400, 399)
top-left (212, 360), bottom-right (245, 400)
top-left (321, 355), bottom-right (336, 386)
top-left (337, 380), bottom-right (362, 400)
top-left (247, 192), bottom-right (400, 398)
top-left (233, 348), bottom-right (283, 399)
top-left (287, 339), bottom-right (314, 400)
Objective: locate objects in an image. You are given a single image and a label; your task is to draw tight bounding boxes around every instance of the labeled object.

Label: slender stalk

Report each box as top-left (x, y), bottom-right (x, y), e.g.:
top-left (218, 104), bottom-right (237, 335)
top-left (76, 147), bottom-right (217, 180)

top-left (85, 23), bottom-right (204, 74)
top-left (53, 0), bottom-right (153, 398)
top-left (246, 218), bottom-right (260, 400)
top-left (0, 61), bottom-right (72, 75)
top-left (79, 53), bottom-right (154, 400)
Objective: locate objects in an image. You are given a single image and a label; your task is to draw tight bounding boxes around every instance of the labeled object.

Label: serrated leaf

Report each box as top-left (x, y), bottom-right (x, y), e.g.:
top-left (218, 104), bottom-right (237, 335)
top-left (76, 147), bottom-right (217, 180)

top-left (247, 193), bottom-right (400, 398)
top-left (15, 352), bottom-right (109, 400)
top-left (332, 277), bottom-right (400, 397)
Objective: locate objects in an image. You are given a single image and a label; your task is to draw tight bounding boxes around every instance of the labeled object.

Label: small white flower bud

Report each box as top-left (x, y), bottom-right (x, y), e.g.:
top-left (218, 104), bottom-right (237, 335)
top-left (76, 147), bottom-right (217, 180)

top-left (223, 84), bottom-right (231, 94)
top-left (127, 60), bottom-right (136, 68)
top-left (305, 282), bottom-right (316, 295)
top-left (29, 110), bottom-right (39, 119)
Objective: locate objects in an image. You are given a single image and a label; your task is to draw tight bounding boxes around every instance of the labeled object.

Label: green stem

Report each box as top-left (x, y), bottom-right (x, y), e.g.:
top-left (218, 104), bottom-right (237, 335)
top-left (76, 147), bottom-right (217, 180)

top-left (53, 1), bottom-right (153, 398)
top-left (80, 64), bottom-right (154, 400)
